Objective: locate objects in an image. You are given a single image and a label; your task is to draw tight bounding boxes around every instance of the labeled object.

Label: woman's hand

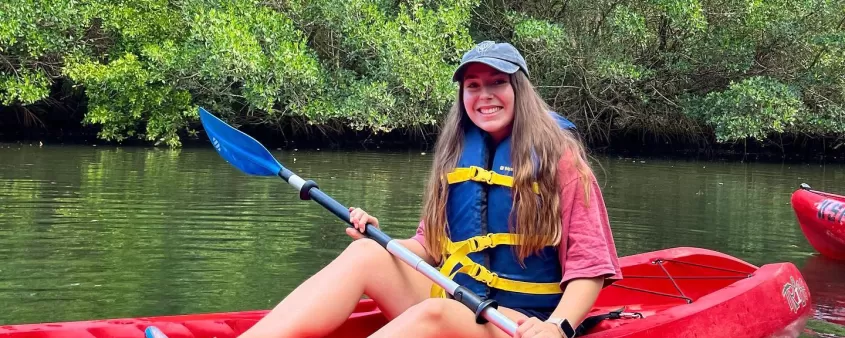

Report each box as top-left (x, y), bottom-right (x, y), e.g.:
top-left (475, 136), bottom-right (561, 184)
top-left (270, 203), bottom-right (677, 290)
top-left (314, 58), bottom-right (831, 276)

top-left (346, 207), bottom-right (379, 240)
top-left (515, 317), bottom-right (563, 338)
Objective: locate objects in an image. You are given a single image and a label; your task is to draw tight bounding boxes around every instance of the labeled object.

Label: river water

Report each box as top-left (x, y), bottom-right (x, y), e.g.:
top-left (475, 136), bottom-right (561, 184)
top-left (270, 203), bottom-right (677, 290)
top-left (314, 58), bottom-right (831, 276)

top-left (1, 143), bottom-right (843, 335)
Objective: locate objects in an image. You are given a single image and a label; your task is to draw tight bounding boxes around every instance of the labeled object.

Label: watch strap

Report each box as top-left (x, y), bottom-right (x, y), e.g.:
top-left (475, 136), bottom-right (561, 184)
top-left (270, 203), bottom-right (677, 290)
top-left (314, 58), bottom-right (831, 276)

top-left (546, 317), bottom-right (576, 338)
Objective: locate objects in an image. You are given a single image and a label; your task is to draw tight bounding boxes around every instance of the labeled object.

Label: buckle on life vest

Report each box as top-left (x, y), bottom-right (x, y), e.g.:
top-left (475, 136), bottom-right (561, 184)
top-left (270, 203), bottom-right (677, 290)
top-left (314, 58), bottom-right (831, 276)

top-left (484, 272), bottom-right (500, 287)
top-left (469, 233), bottom-right (496, 251)
top-left (466, 263), bottom-right (500, 287)
top-left (467, 264), bottom-right (483, 278)
top-left (470, 166), bottom-right (494, 184)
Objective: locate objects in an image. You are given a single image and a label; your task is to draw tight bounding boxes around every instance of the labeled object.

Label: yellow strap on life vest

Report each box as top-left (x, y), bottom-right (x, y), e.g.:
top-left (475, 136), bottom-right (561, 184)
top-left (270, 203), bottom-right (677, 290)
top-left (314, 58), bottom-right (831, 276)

top-left (446, 233), bottom-right (520, 253)
top-left (430, 234), bottom-right (562, 298)
top-left (445, 166), bottom-right (540, 194)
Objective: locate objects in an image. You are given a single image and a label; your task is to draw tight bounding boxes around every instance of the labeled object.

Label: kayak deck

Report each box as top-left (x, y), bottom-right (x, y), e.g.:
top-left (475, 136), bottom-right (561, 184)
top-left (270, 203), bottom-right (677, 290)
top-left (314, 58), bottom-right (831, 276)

top-left (582, 248), bottom-right (810, 337)
top-left (0, 247), bottom-right (811, 338)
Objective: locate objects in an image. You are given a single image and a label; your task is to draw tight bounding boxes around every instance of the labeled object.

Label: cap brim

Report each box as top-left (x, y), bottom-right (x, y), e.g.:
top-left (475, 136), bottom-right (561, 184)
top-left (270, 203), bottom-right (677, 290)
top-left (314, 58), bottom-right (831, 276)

top-left (452, 57), bottom-right (521, 82)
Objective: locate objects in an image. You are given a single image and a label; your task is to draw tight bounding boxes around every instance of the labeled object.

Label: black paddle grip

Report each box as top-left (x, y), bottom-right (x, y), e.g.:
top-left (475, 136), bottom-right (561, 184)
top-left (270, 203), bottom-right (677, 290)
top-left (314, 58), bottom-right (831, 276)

top-left (276, 168), bottom-right (317, 200)
top-left (452, 286), bottom-right (498, 324)
top-left (299, 180), bottom-right (318, 201)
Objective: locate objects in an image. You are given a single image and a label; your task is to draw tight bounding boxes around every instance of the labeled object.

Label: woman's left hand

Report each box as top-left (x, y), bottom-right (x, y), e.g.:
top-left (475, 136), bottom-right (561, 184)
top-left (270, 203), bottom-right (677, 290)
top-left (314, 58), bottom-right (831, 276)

top-left (514, 317), bottom-right (563, 338)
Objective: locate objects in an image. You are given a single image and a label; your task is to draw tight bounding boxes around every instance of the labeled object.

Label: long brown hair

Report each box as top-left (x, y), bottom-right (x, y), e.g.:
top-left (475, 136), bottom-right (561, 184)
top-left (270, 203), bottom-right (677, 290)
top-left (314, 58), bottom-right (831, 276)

top-left (420, 71), bottom-right (594, 263)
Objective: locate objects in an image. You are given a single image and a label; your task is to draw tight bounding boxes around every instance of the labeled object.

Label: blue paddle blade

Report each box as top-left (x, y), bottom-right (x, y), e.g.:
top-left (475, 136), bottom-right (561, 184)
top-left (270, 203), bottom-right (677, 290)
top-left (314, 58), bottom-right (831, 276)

top-left (144, 326), bottom-right (168, 338)
top-left (198, 107), bottom-right (282, 176)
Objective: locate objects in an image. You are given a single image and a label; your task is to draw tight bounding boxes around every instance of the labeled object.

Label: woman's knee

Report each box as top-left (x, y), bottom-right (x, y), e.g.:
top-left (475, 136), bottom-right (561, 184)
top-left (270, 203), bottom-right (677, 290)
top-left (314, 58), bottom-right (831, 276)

top-left (341, 239), bottom-right (391, 266)
top-left (345, 238), bottom-right (384, 254)
top-left (403, 298), bottom-right (450, 324)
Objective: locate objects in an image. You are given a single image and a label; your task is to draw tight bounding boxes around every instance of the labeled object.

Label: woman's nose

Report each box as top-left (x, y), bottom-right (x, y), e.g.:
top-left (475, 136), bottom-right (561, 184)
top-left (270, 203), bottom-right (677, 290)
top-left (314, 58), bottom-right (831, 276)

top-left (479, 86), bottom-right (494, 99)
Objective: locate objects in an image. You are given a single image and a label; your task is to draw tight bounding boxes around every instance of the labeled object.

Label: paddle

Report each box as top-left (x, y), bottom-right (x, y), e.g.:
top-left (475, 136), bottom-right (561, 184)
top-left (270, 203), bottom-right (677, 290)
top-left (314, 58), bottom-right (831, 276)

top-left (197, 107), bottom-right (519, 336)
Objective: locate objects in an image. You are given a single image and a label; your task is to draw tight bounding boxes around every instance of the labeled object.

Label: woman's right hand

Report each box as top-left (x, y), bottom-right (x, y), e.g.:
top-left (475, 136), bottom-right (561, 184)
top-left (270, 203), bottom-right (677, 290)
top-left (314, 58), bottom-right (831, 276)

top-left (346, 207), bottom-right (379, 240)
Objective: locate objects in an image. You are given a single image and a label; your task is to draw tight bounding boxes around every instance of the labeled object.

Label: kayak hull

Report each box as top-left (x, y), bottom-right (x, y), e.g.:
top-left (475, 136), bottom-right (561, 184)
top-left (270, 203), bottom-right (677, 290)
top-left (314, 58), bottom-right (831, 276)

top-left (791, 186), bottom-right (845, 260)
top-left (0, 247), bottom-right (811, 338)
top-left (0, 302), bottom-right (385, 338)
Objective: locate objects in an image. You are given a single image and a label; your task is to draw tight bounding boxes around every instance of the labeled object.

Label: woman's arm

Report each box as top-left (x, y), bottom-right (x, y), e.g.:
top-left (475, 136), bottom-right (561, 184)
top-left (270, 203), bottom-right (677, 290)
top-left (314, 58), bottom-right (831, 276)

top-left (515, 161), bottom-right (621, 338)
top-left (549, 277), bottom-right (604, 326)
top-left (514, 277), bottom-right (604, 338)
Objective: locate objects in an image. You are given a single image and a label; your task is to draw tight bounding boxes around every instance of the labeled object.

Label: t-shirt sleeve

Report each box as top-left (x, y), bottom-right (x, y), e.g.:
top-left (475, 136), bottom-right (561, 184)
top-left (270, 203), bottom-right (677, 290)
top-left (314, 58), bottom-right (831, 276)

top-left (410, 220), bottom-right (439, 261)
top-left (558, 167), bottom-right (623, 287)
top-left (411, 220), bottom-right (426, 247)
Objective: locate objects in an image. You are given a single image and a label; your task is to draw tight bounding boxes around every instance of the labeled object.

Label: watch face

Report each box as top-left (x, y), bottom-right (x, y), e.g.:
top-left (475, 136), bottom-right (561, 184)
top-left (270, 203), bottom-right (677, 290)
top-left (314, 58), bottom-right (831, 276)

top-left (560, 319), bottom-right (575, 337)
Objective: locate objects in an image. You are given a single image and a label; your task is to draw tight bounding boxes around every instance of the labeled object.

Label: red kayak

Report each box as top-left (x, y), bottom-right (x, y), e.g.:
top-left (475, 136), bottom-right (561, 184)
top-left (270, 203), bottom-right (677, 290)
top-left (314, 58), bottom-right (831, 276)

top-left (0, 247), bottom-right (811, 338)
top-left (791, 184), bottom-right (845, 260)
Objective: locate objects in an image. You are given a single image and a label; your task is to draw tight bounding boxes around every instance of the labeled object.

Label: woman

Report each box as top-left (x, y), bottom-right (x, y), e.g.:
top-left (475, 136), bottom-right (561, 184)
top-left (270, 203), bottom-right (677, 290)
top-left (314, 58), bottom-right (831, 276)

top-left (240, 41), bottom-right (621, 338)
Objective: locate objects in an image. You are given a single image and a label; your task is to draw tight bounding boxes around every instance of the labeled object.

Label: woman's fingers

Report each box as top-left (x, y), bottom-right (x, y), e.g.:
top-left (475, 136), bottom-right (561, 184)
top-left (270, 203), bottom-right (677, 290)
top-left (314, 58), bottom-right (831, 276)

top-left (515, 317), bottom-right (547, 338)
top-left (348, 207), bottom-right (363, 231)
top-left (345, 227), bottom-right (365, 240)
top-left (348, 207), bottom-right (379, 233)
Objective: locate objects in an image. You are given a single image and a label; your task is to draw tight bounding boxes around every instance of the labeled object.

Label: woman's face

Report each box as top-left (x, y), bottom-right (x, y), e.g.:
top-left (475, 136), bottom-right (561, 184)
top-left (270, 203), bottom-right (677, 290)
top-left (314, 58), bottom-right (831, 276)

top-left (461, 63), bottom-right (515, 143)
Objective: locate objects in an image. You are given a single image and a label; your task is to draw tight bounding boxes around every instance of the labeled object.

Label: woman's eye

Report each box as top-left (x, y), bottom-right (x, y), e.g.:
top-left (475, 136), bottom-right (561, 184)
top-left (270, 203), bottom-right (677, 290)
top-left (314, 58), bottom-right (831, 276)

top-left (465, 82), bottom-right (479, 88)
top-left (494, 79), bottom-right (508, 85)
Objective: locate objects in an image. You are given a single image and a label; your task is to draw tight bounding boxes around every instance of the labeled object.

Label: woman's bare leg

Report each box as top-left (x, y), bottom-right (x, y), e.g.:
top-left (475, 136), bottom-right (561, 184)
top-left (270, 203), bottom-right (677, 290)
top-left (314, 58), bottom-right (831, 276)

top-left (369, 298), bottom-right (528, 338)
top-left (238, 239), bottom-right (433, 338)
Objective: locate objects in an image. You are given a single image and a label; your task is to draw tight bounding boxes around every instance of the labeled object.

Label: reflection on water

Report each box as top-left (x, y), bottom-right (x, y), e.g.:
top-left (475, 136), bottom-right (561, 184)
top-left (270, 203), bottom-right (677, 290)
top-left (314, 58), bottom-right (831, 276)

top-left (801, 255), bottom-right (845, 326)
top-left (0, 144), bottom-right (843, 331)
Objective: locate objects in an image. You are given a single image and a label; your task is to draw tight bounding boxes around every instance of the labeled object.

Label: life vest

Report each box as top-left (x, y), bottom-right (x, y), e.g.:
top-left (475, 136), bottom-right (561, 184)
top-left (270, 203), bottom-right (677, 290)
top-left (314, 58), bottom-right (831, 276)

top-left (430, 113), bottom-right (576, 309)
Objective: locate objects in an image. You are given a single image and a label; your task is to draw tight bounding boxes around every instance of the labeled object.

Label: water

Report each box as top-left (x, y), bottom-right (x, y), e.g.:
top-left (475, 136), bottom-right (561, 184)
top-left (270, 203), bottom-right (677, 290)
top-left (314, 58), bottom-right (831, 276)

top-left (0, 143), bottom-right (843, 335)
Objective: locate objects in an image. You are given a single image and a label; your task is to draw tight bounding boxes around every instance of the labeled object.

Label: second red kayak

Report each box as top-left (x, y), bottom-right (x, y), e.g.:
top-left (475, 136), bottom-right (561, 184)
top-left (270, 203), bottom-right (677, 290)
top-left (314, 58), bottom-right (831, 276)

top-left (791, 184), bottom-right (845, 260)
top-left (0, 247), bottom-right (812, 338)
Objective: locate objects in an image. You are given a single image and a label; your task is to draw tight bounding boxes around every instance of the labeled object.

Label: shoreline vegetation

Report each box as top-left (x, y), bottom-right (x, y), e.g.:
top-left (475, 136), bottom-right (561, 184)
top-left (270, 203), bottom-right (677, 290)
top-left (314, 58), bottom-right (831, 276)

top-left (1, 0), bottom-right (844, 162)
top-left (4, 124), bottom-right (845, 164)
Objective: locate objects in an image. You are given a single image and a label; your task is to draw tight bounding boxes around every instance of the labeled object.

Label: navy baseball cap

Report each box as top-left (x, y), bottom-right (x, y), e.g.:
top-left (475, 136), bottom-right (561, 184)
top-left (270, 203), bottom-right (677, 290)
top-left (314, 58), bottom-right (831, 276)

top-left (452, 41), bottom-right (529, 82)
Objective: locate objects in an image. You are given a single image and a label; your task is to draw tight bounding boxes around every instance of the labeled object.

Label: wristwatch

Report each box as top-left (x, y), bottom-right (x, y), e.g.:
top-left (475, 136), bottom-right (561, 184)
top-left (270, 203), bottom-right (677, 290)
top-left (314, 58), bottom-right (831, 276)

top-left (545, 317), bottom-right (576, 338)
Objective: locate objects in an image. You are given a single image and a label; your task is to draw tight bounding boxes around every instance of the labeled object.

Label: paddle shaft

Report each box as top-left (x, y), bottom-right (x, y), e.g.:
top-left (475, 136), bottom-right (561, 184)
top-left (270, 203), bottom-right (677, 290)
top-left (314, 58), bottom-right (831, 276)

top-left (276, 167), bottom-right (518, 336)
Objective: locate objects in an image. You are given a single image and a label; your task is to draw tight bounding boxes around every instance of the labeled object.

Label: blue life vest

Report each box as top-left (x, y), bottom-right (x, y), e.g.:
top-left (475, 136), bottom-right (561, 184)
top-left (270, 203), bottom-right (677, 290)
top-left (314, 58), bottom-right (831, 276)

top-left (438, 113), bottom-right (576, 309)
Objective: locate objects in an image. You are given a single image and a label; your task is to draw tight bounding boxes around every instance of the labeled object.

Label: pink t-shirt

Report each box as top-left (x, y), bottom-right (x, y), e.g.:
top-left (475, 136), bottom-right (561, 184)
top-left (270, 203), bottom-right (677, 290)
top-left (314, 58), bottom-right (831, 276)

top-left (411, 157), bottom-right (622, 287)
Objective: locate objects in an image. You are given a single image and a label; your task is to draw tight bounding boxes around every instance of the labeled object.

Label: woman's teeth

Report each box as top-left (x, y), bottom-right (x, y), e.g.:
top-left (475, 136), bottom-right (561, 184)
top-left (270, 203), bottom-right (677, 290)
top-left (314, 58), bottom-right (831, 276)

top-left (479, 107), bottom-right (502, 114)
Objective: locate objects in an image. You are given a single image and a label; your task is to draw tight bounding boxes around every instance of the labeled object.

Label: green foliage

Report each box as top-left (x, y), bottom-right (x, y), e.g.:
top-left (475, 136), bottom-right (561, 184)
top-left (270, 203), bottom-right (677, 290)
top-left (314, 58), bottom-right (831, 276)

top-left (684, 77), bottom-right (804, 142)
top-left (0, 0), bottom-right (91, 105)
top-left (64, 53), bottom-right (194, 147)
top-left (283, 0), bottom-right (476, 131)
top-left (0, 0), bottom-right (86, 56)
top-left (609, 5), bottom-right (653, 49)
top-left (0, 0), bottom-right (843, 147)
top-left (471, 0), bottom-right (845, 143)
top-left (0, 69), bottom-right (50, 105)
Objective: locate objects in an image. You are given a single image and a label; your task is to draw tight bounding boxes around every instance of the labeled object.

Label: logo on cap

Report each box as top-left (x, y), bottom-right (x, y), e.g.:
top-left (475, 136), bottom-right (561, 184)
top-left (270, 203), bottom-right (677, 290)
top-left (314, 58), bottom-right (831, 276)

top-left (475, 41), bottom-right (495, 54)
